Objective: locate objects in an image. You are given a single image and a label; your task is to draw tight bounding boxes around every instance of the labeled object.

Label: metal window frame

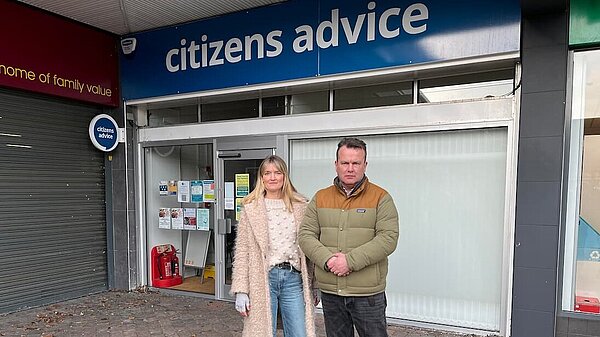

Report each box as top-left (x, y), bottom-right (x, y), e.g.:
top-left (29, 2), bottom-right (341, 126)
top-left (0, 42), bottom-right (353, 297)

top-left (556, 49), bottom-right (600, 321)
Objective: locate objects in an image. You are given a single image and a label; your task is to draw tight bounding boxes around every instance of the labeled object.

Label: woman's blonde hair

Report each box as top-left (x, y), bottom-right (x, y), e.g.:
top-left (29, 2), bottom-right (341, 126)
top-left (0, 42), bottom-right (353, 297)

top-left (242, 155), bottom-right (305, 210)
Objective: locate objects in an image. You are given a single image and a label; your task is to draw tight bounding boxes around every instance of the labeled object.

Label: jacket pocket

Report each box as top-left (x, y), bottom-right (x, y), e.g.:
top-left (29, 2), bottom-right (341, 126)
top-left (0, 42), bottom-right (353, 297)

top-left (315, 267), bottom-right (337, 290)
top-left (347, 263), bottom-right (379, 288)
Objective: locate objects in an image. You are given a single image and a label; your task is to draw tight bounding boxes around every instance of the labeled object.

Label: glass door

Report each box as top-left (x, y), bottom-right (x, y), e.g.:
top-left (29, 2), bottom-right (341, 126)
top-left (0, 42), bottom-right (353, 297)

top-left (216, 148), bottom-right (274, 299)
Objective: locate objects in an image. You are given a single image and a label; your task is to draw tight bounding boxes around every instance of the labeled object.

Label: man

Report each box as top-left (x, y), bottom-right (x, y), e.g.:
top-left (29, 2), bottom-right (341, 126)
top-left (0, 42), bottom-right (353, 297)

top-left (299, 137), bottom-right (399, 337)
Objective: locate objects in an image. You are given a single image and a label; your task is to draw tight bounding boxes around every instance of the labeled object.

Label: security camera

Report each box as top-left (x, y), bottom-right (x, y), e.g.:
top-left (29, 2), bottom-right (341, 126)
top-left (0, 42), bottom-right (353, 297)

top-left (121, 37), bottom-right (137, 55)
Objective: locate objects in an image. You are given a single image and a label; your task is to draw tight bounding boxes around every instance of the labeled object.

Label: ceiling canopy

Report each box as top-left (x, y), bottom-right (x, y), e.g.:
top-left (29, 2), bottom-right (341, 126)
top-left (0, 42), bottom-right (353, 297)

top-left (19, 0), bottom-right (285, 35)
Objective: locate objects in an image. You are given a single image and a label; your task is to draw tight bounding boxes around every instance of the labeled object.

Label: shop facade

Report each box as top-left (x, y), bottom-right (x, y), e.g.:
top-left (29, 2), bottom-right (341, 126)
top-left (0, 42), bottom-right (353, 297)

top-left (0, 1), bottom-right (123, 313)
top-left (120, 0), bottom-right (522, 335)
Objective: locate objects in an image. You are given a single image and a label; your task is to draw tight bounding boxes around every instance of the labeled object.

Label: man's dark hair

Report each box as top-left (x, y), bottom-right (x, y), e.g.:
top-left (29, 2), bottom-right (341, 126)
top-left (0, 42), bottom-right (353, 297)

top-left (336, 137), bottom-right (367, 160)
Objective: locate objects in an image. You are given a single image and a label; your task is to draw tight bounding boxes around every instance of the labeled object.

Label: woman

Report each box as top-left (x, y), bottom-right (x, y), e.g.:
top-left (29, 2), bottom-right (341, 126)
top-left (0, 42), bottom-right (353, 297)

top-left (231, 155), bottom-right (317, 337)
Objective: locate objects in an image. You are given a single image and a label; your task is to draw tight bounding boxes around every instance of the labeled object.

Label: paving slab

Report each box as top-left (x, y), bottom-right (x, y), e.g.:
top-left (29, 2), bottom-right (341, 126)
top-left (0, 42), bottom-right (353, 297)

top-left (0, 290), bottom-right (486, 337)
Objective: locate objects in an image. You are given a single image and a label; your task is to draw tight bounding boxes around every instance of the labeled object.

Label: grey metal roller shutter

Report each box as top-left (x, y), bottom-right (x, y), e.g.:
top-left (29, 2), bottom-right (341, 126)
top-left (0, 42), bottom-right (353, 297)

top-left (0, 88), bottom-right (108, 313)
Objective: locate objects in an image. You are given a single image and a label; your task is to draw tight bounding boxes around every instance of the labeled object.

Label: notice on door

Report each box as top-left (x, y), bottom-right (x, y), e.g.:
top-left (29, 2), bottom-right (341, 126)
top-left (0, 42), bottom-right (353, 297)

top-left (171, 208), bottom-right (184, 230)
top-left (158, 208), bottom-right (170, 229)
top-left (202, 180), bottom-right (215, 202)
top-left (191, 180), bottom-right (203, 203)
top-left (197, 208), bottom-right (210, 231)
top-left (225, 182), bottom-right (235, 210)
top-left (235, 174), bottom-right (250, 197)
top-left (177, 181), bottom-right (190, 203)
top-left (236, 198), bottom-right (243, 221)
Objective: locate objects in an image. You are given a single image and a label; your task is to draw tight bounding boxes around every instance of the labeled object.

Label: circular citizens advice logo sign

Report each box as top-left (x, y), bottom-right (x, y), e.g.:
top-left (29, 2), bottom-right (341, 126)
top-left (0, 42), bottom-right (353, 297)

top-left (89, 114), bottom-right (119, 152)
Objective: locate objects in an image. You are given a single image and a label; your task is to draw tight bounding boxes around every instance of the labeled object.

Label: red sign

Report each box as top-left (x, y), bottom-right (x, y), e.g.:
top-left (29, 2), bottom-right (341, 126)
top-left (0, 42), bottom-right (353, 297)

top-left (0, 1), bottom-right (119, 106)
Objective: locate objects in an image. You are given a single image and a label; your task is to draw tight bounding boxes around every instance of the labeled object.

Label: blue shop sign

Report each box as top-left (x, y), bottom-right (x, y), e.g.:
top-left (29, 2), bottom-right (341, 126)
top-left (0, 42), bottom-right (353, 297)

top-left (121, 0), bottom-right (520, 100)
top-left (89, 114), bottom-right (119, 152)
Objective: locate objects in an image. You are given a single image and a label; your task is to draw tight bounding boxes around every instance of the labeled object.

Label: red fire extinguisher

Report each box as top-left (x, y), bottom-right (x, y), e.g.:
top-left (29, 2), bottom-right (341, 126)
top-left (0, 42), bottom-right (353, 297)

top-left (158, 253), bottom-right (173, 279)
top-left (172, 254), bottom-right (180, 277)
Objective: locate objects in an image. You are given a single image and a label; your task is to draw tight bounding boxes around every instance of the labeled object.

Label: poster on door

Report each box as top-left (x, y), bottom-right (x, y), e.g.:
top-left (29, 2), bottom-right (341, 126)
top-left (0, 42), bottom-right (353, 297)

top-left (225, 182), bottom-right (234, 210)
top-left (171, 208), bottom-right (184, 229)
top-left (183, 208), bottom-right (197, 230)
top-left (178, 181), bottom-right (190, 202)
top-left (235, 174), bottom-right (249, 197)
top-left (197, 208), bottom-right (210, 231)
top-left (159, 181), bottom-right (168, 196)
top-left (191, 180), bottom-right (203, 202)
top-left (235, 198), bottom-right (243, 221)
top-left (202, 180), bottom-right (215, 202)
top-left (158, 208), bottom-right (170, 229)
top-left (168, 180), bottom-right (177, 196)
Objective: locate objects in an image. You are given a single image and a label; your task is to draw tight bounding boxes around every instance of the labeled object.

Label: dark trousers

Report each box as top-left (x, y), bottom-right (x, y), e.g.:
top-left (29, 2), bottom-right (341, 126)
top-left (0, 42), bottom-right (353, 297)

top-left (321, 291), bottom-right (388, 337)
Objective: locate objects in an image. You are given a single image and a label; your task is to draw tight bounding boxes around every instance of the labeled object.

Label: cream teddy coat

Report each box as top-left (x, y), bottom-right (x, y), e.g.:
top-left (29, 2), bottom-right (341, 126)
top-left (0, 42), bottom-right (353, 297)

top-left (230, 197), bottom-right (317, 337)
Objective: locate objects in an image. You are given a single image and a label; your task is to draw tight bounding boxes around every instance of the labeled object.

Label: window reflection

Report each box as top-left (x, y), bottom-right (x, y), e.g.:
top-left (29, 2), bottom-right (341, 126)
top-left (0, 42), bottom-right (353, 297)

top-left (334, 81), bottom-right (413, 110)
top-left (148, 105), bottom-right (198, 127)
top-left (565, 49), bottom-right (600, 314)
top-left (262, 96), bottom-right (287, 117)
top-left (289, 91), bottom-right (329, 114)
top-left (201, 99), bottom-right (258, 122)
top-left (418, 70), bottom-right (514, 103)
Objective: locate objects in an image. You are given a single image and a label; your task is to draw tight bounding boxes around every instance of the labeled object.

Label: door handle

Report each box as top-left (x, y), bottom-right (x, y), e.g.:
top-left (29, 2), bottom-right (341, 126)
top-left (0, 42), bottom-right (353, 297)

top-left (217, 218), bottom-right (232, 234)
top-left (226, 218), bottom-right (232, 234)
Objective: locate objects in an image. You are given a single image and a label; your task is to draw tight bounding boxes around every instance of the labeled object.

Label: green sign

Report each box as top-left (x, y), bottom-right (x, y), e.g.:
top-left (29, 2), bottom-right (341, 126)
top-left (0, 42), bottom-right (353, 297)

top-left (570, 0), bottom-right (600, 46)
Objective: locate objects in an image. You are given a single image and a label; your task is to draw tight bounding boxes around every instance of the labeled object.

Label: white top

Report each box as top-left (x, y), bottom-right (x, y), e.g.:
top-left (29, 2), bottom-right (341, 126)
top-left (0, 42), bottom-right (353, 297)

top-left (265, 198), bottom-right (301, 271)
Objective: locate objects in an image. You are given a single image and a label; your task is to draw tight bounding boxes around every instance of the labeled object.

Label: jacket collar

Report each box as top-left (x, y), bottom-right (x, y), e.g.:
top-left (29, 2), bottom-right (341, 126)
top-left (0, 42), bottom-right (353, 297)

top-left (334, 175), bottom-right (368, 197)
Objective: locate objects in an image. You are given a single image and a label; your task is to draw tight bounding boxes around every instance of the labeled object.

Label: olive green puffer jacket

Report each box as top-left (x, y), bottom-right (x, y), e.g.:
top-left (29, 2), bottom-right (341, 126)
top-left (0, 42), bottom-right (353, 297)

top-left (298, 177), bottom-right (399, 296)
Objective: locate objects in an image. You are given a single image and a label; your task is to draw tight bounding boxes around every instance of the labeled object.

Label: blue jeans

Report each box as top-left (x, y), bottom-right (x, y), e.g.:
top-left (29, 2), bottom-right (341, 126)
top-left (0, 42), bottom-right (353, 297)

top-left (268, 267), bottom-right (306, 337)
top-left (321, 292), bottom-right (388, 337)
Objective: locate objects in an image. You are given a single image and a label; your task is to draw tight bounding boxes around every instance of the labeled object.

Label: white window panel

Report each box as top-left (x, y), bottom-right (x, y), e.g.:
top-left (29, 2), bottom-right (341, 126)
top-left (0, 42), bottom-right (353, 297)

top-left (290, 128), bottom-right (508, 331)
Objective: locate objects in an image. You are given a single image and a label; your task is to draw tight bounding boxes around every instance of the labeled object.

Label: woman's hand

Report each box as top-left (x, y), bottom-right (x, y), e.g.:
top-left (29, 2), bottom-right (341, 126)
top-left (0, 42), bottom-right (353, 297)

top-left (235, 293), bottom-right (251, 317)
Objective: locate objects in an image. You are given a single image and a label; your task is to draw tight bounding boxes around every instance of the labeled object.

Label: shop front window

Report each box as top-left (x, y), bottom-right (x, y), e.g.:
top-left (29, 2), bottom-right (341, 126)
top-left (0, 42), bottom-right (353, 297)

top-left (148, 105), bottom-right (198, 127)
top-left (334, 81), bottom-right (413, 110)
top-left (201, 99), bottom-right (258, 122)
top-left (288, 91), bottom-right (329, 114)
top-left (139, 67), bottom-right (515, 126)
top-left (290, 128), bottom-right (509, 331)
top-left (144, 144), bottom-right (215, 294)
top-left (418, 69), bottom-right (514, 103)
top-left (563, 49), bottom-right (600, 314)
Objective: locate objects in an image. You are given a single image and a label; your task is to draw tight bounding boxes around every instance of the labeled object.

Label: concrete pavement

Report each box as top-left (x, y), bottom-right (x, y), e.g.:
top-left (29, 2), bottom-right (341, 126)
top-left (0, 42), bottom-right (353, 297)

top-left (0, 289), bottom-right (485, 337)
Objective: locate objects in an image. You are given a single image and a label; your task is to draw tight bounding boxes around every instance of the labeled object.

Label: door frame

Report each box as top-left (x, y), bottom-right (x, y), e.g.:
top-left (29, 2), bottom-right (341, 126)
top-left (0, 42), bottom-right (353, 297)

top-left (213, 138), bottom-right (280, 300)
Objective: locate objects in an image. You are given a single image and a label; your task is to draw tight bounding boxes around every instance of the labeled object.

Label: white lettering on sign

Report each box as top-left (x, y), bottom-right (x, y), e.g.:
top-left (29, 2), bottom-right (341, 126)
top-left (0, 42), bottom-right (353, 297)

top-left (97, 125), bottom-right (115, 140)
top-left (96, 126), bottom-right (115, 133)
top-left (165, 1), bottom-right (428, 73)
